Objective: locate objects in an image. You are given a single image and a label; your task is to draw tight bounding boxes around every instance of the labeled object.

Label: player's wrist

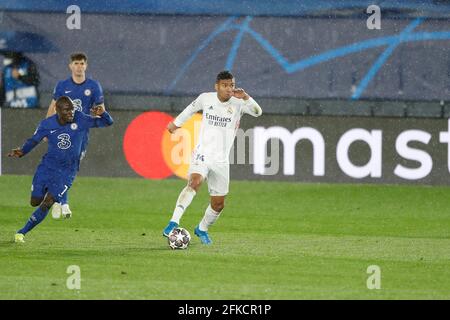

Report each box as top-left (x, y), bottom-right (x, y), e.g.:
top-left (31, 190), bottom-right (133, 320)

top-left (17, 148), bottom-right (26, 157)
top-left (172, 120), bottom-right (182, 128)
top-left (243, 95), bottom-right (252, 102)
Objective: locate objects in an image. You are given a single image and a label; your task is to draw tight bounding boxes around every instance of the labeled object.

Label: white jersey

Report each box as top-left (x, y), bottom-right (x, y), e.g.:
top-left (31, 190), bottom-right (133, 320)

top-left (174, 92), bottom-right (262, 164)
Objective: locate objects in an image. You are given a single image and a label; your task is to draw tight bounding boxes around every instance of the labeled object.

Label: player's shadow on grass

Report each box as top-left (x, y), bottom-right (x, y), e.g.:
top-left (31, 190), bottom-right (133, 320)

top-left (0, 239), bottom-right (197, 251)
top-left (0, 240), bottom-right (19, 246)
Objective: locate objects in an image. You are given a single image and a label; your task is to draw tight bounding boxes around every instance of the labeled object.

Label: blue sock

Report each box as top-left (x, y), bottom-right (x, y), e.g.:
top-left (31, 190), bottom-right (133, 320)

top-left (17, 207), bottom-right (49, 235)
top-left (61, 192), bottom-right (68, 205)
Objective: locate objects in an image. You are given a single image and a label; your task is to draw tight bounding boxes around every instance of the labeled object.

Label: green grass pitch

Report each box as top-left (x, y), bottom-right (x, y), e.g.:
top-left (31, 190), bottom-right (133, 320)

top-left (1, 174), bottom-right (450, 299)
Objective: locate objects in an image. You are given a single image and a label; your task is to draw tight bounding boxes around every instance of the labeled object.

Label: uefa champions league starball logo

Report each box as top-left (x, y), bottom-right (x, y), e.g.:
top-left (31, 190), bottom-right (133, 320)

top-left (70, 123), bottom-right (78, 130)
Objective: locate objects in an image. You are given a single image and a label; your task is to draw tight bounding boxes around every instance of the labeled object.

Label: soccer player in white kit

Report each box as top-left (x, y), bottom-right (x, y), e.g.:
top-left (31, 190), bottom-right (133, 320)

top-left (162, 71), bottom-right (262, 245)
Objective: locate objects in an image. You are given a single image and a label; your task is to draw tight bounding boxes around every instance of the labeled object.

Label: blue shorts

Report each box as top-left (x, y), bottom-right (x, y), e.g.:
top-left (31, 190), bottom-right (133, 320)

top-left (31, 163), bottom-right (76, 203)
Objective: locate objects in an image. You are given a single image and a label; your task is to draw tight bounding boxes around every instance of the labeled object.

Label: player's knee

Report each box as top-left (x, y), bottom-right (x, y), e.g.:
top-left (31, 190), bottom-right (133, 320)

top-left (188, 178), bottom-right (202, 192)
top-left (30, 197), bottom-right (42, 207)
top-left (211, 201), bottom-right (224, 213)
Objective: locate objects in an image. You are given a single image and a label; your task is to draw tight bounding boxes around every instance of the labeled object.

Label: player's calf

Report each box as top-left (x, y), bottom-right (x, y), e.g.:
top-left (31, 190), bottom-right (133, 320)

top-left (165, 185), bottom-right (198, 235)
top-left (16, 193), bottom-right (55, 237)
top-left (210, 194), bottom-right (225, 210)
top-left (211, 202), bottom-right (224, 213)
top-left (40, 194), bottom-right (55, 211)
top-left (188, 173), bottom-right (203, 192)
top-left (195, 203), bottom-right (223, 245)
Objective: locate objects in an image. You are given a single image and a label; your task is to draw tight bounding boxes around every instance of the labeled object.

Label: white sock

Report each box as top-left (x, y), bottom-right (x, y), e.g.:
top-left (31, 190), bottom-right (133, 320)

top-left (199, 205), bottom-right (221, 231)
top-left (51, 202), bottom-right (62, 219)
top-left (170, 186), bottom-right (196, 224)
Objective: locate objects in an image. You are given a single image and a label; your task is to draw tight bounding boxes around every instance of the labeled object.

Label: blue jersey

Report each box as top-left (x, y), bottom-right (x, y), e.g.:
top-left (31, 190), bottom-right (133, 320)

top-left (53, 77), bottom-right (104, 114)
top-left (21, 110), bottom-right (113, 173)
top-left (53, 77), bottom-right (104, 154)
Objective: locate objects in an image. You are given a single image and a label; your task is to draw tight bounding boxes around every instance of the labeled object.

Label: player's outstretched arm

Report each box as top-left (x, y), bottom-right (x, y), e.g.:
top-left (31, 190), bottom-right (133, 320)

top-left (12, 121), bottom-right (47, 157)
top-left (9, 135), bottom-right (41, 158)
top-left (172, 95), bottom-right (204, 130)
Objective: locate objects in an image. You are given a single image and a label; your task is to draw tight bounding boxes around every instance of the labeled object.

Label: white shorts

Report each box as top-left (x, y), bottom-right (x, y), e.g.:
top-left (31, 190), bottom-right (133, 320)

top-left (188, 160), bottom-right (229, 196)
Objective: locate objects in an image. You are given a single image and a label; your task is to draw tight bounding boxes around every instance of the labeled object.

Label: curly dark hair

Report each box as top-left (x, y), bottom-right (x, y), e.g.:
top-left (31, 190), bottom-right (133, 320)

top-left (216, 70), bottom-right (234, 82)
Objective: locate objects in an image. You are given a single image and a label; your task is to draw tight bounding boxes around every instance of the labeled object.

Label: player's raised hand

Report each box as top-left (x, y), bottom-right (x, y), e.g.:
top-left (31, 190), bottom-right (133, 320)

top-left (232, 88), bottom-right (249, 100)
top-left (91, 104), bottom-right (105, 116)
top-left (8, 148), bottom-right (24, 158)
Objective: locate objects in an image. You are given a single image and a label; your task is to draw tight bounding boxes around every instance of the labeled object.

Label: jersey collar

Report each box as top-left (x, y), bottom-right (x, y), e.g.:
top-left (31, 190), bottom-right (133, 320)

top-left (70, 76), bottom-right (87, 86)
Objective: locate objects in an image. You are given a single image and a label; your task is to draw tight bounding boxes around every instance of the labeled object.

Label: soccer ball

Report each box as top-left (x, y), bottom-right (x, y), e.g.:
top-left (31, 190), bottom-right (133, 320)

top-left (168, 227), bottom-right (191, 250)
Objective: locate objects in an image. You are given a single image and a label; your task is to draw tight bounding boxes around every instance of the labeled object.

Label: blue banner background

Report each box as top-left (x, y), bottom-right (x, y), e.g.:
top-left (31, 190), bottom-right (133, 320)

top-left (0, 3), bottom-right (449, 101)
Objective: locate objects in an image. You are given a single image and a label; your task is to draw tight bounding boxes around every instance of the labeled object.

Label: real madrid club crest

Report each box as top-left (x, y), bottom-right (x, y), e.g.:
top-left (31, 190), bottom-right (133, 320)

top-left (84, 89), bottom-right (91, 96)
top-left (71, 123), bottom-right (78, 130)
top-left (227, 106), bottom-right (233, 114)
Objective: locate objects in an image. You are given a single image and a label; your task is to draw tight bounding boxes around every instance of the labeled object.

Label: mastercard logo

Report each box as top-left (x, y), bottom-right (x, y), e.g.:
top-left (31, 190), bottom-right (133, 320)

top-left (123, 111), bottom-right (202, 180)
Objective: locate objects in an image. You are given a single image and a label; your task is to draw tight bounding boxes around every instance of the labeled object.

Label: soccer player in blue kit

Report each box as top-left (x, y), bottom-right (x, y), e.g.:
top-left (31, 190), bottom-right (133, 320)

top-left (9, 96), bottom-right (113, 243)
top-left (46, 52), bottom-right (105, 219)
